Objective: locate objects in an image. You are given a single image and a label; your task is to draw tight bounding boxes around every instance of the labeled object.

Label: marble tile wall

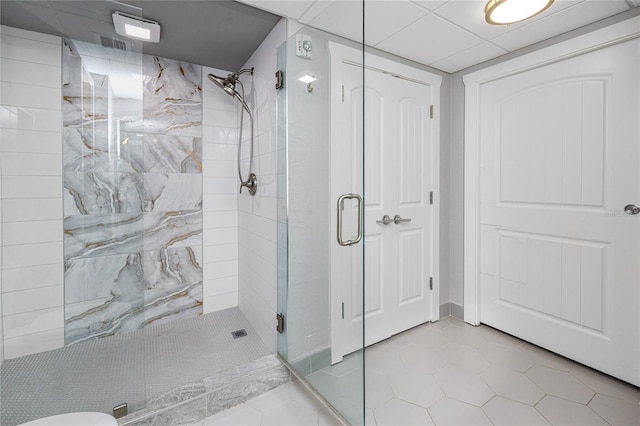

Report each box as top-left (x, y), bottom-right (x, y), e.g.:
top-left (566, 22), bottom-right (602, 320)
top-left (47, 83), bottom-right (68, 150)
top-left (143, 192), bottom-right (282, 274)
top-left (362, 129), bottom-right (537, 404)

top-left (62, 40), bottom-right (204, 345)
top-left (0, 26), bottom-right (65, 359)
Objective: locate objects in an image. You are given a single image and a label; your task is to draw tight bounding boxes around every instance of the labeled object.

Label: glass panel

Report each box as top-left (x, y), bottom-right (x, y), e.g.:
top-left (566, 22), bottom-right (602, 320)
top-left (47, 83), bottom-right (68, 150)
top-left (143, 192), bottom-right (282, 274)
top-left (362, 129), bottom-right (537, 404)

top-left (0, 2), bottom-right (147, 423)
top-left (1, 1), bottom-right (286, 425)
top-left (277, 8), bottom-right (366, 426)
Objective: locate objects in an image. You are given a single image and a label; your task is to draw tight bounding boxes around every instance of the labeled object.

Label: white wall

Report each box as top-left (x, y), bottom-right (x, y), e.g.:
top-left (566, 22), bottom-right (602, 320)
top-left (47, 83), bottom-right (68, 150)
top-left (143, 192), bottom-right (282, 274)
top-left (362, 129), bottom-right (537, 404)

top-left (448, 8), bottom-right (640, 314)
top-left (202, 66), bottom-right (241, 314)
top-left (237, 19), bottom-right (287, 352)
top-left (0, 26), bottom-right (64, 359)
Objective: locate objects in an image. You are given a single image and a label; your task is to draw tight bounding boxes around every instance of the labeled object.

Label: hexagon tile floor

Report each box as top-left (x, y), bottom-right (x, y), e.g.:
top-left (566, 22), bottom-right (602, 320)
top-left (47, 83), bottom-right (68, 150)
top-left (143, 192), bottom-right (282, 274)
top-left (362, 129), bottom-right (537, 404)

top-left (190, 316), bottom-right (640, 425)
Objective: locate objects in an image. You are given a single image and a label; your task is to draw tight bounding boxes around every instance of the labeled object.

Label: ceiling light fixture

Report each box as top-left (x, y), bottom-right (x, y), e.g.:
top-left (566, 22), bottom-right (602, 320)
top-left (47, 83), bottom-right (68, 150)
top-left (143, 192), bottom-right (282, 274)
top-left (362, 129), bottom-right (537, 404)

top-left (485, 0), bottom-right (554, 25)
top-left (112, 11), bottom-right (161, 42)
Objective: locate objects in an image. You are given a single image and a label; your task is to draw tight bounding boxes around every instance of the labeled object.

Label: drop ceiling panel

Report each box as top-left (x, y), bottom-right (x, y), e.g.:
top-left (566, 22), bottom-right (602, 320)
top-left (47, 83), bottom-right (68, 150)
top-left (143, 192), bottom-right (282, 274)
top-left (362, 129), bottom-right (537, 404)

top-left (376, 13), bottom-right (484, 65)
top-left (491, 0), bottom-right (630, 51)
top-left (431, 41), bottom-right (507, 73)
top-left (364, 1), bottom-right (429, 45)
top-left (410, 0), bottom-right (449, 12)
top-left (306, 1), bottom-right (364, 43)
top-left (298, 0), bottom-right (335, 23)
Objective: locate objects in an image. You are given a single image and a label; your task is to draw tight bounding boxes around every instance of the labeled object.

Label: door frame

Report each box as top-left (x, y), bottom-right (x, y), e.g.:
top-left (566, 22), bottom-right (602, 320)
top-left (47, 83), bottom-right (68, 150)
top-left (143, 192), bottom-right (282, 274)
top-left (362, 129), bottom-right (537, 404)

top-left (463, 15), bottom-right (640, 325)
top-left (329, 42), bottom-right (442, 362)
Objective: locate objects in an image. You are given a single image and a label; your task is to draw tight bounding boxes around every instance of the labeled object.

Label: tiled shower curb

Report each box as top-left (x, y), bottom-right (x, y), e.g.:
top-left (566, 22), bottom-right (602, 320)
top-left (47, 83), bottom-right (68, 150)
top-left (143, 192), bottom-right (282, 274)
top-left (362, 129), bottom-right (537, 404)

top-left (118, 354), bottom-right (292, 425)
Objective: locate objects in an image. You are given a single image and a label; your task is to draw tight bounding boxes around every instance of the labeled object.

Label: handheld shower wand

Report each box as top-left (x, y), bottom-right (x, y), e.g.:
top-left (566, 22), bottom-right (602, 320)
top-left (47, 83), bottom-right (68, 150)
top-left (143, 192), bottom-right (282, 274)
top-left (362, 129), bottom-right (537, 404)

top-left (208, 68), bottom-right (257, 195)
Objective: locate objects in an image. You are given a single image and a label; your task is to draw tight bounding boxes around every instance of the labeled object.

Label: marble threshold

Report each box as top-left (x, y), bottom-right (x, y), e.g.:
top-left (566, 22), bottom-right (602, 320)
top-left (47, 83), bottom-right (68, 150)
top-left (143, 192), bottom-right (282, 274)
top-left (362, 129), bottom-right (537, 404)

top-left (118, 354), bottom-right (292, 426)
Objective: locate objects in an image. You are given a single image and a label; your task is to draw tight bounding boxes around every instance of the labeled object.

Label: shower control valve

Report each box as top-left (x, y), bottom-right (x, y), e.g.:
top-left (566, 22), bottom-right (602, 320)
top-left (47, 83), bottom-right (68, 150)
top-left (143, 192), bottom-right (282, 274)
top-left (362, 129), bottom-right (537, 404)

top-left (240, 173), bottom-right (258, 196)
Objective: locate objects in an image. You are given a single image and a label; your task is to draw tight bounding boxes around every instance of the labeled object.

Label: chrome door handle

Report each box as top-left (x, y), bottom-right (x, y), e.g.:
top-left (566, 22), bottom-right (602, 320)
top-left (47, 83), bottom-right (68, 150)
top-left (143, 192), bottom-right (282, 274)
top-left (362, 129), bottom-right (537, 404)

top-left (393, 215), bottom-right (411, 225)
top-left (337, 193), bottom-right (363, 246)
top-left (624, 204), bottom-right (640, 215)
top-left (376, 215), bottom-right (394, 225)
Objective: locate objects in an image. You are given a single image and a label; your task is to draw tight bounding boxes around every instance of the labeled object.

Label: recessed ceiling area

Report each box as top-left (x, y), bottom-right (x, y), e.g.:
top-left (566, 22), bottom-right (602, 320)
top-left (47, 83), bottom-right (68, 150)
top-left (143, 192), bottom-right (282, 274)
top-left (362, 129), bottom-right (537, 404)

top-left (0, 0), bottom-right (281, 71)
top-left (1, 1), bottom-right (638, 73)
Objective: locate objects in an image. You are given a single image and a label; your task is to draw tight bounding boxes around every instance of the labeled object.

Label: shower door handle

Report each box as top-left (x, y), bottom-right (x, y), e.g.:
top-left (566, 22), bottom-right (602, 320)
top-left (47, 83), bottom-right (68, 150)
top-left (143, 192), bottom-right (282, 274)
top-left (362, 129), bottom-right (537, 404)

top-left (337, 193), bottom-right (363, 246)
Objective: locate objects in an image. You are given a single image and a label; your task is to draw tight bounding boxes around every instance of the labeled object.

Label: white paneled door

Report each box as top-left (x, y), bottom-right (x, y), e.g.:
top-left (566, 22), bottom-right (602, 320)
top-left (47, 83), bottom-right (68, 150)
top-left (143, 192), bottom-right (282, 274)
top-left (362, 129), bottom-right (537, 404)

top-left (331, 51), bottom-right (439, 361)
top-left (475, 38), bottom-right (639, 385)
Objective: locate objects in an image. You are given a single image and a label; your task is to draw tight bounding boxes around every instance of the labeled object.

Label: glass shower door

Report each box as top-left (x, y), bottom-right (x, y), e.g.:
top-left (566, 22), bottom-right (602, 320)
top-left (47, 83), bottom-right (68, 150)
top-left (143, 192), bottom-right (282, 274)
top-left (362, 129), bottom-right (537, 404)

top-left (276, 10), bottom-right (366, 426)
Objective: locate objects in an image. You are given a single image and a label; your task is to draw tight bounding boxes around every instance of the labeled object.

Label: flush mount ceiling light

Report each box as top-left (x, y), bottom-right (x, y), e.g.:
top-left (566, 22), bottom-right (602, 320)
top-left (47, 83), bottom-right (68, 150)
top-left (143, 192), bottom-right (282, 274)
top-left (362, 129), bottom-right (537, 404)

top-left (485, 0), bottom-right (554, 25)
top-left (112, 11), bottom-right (160, 42)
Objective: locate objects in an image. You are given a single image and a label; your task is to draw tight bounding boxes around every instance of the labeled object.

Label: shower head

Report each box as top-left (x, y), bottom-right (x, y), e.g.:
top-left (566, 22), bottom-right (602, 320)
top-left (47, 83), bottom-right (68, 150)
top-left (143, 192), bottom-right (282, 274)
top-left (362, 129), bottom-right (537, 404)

top-left (207, 68), bottom-right (253, 115)
top-left (208, 73), bottom-right (237, 96)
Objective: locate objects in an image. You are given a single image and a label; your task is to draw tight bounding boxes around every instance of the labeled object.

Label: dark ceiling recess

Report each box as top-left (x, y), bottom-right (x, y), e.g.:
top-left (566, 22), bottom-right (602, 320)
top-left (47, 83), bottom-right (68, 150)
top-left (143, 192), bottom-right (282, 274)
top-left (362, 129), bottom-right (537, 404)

top-left (0, 0), bottom-right (281, 71)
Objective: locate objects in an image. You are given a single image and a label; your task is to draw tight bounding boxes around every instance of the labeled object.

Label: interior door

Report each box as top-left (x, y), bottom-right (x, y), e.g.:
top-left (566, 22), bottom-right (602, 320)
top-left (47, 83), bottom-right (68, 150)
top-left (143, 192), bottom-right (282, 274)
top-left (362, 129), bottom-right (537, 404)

top-left (335, 60), bottom-right (435, 359)
top-left (477, 39), bottom-right (639, 385)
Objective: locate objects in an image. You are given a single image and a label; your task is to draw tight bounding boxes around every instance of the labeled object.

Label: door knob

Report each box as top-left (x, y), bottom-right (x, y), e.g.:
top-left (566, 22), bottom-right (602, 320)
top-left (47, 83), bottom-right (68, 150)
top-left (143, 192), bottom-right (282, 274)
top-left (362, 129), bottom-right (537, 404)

top-left (624, 204), bottom-right (640, 215)
top-left (376, 215), bottom-right (394, 225)
top-left (393, 215), bottom-right (412, 224)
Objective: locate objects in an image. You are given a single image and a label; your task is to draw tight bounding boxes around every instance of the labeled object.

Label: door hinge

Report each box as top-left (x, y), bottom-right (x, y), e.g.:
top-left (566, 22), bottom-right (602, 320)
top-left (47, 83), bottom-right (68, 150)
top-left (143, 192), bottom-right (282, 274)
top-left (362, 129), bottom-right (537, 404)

top-left (430, 191), bottom-right (433, 205)
top-left (429, 277), bottom-right (433, 291)
top-left (275, 70), bottom-right (284, 90)
top-left (341, 302), bottom-right (345, 319)
top-left (276, 313), bottom-right (285, 333)
top-left (429, 105), bottom-right (434, 119)
top-left (342, 85), bottom-right (345, 102)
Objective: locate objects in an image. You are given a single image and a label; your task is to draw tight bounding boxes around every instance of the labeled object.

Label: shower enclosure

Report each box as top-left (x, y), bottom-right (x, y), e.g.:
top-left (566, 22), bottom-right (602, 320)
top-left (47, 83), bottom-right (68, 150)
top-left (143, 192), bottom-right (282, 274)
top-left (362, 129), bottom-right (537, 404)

top-left (0, 0), bottom-right (368, 425)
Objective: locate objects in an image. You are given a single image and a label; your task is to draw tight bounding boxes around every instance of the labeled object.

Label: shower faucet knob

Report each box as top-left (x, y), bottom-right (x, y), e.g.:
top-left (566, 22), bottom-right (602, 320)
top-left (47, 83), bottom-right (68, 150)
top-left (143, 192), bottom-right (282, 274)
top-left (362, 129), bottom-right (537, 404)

top-left (240, 173), bottom-right (258, 196)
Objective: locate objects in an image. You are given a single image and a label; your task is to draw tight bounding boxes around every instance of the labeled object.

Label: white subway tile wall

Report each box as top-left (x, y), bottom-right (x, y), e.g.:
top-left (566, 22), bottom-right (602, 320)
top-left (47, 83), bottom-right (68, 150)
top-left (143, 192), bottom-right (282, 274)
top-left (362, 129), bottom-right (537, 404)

top-left (0, 26), bottom-right (64, 359)
top-left (202, 66), bottom-right (241, 315)
top-left (237, 20), bottom-right (286, 353)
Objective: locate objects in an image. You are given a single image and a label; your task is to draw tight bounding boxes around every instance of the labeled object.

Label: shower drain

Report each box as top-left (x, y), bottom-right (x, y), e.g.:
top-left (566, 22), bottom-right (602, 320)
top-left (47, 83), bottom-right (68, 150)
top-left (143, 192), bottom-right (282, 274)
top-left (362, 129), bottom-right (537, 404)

top-left (231, 329), bottom-right (248, 339)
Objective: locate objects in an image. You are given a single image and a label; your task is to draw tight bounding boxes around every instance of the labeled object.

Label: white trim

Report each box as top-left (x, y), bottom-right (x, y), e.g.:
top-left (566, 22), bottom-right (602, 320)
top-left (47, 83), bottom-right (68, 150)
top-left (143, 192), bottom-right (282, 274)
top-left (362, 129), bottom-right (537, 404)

top-left (329, 42), bottom-right (442, 362)
top-left (462, 15), bottom-right (640, 325)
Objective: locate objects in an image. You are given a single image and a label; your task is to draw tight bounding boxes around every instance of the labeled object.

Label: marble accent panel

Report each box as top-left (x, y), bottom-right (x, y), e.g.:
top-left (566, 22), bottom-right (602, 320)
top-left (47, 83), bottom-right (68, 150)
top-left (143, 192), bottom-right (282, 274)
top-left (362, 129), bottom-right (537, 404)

top-left (64, 172), bottom-right (201, 216)
top-left (65, 246), bottom-right (203, 344)
top-left (61, 40), bottom-right (84, 125)
top-left (65, 253), bottom-right (144, 304)
top-left (64, 210), bottom-right (202, 259)
top-left (143, 246), bottom-right (203, 326)
top-left (141, 173), bottom-right (202, 212)
top-left (62, 40), bottom-right (204, 345)
top-left (143, 56), bottom-right (202, 137)
top-left (142, 134), bottom-right (202, 173)
top-left (65, 290), bottom-right (145, 345)
top-left (63, 126), bottom-right (144, 173)
top-left (63, 172), bottom-right (144, 216)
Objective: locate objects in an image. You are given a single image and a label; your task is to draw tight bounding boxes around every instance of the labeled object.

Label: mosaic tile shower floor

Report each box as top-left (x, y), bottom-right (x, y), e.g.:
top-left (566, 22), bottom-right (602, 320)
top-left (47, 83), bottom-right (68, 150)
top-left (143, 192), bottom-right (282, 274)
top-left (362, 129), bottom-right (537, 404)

top-left (0, 308), bottom-right (271, 426)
